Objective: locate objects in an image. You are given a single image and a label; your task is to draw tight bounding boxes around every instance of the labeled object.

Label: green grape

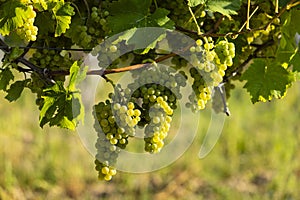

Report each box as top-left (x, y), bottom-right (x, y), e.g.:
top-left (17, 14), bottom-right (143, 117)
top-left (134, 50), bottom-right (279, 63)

top-left (93, 92), bottom-right (142, 181)
top-left (65, 2), bottom-right (112, 48)
top-left (125, 66), bottom-right (185, 152)
top-left (144, 97), bottom-right (173, 153)
top-left (29, 48), bottom-right (74, 71)
top-left (187, 38), bottom-right (235, 112)
top-left (15, 5), bottom-right (38, 41)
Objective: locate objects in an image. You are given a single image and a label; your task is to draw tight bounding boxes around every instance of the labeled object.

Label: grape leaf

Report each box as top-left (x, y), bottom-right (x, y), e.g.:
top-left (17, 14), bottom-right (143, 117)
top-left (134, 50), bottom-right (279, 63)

top-left (107, 0), bottom-right (174, 34)
top-left (281, 9), bottom-right (300, 39)
top-left (49, 98), bottom-right (75, 130)
top-left (39, 83), bottom-right (64, 127)
top-left (188, 0), bottom-right (207, 7)
top-left (241, 59), bottom-right (295, 103)
top-left (5, 79), bottom-right (30, 102)
top-left (279, 0), bottom-right (300, 9)
top-left (0, 1), bottom-right (30, 36)
top-left (275, 10), bottom-right (300, 71)
top-left (35, 12), bottom-right (55, 35)
top-left (126, 28), bottom-right (167, 54)
top-left (39, 62), bottom-right (86, 129)
top-left (51, 2), bottom-right (75, 37)
top-left (108, 3), bottom-right (173, 54)
top-left (39, 84), bottom-right (76, 130)
top-left (67, 61), bottom-right (88, 92)
top-left (290, 48), bottom-right (300, 72)
top-left (206, 0), bottom-right (242, 17)
top-left (0, 67), bottom-right (14, 91)
top-left (67, 62), bottom-right (86, 124)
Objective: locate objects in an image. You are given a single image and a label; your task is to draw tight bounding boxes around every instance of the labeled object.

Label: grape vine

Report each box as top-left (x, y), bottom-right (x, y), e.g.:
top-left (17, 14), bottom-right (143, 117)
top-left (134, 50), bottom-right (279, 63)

top-left (0, 0), bottom-right (300, 181)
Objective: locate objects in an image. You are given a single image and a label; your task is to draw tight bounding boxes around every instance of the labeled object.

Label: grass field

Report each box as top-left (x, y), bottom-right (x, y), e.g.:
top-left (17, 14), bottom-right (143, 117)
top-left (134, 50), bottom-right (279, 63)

top-left (0, 80), bottom-right (300, 200)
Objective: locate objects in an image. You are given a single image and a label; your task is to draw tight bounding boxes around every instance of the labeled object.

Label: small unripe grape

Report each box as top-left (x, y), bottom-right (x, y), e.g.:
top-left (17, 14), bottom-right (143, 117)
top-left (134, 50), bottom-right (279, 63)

top-left (109, 45), bottom-right (118, 53)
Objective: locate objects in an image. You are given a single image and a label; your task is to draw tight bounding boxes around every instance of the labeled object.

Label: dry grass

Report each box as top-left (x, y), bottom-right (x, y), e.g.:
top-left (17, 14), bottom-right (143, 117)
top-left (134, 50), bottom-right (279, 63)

top-left (0, 81), bottom-right (300, 200)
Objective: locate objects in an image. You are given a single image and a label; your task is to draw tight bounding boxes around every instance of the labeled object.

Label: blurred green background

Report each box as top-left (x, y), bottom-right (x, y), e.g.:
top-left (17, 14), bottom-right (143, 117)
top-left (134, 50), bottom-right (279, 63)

top-left (0, 78), bottom-right (300, 200)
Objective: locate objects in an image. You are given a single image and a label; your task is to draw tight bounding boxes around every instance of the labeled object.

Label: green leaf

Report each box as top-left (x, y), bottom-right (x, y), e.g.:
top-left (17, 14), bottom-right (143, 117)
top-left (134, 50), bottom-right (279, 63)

top-left (206, 0), bottom-right (242, 17)
top-left (33, 1), bottom-right (48, 11)
top-left (39, 95), bottom-right (56, 126)
top-left (39, 83), bottom-right (67, 128)
top-left (35, 12), bottom-right (55, 35)
top-left (49, 99), bottom-right (76, 130)
top-left (188, 0), bottom-right (207, 7)
top-left (5, 79), bottom-right (30, 102)
top-left (0, 67), bottom-right (14, 91)
top-left (149, 8), bottom-right (174, 28)
top-left (241, 59), bottom-right (295, 103)
top-left (67, 61), bottom-right (88, 92)
top-left (126, 28), bottom-right (167, 54)
top-left (0, 1), bottom-right (28, 36)
top-left (108, 3), bottom-right (173, 54)
top-left (51, 2), bottom-right (75, 37)
top-left (275, 10), bottom-right (300, 70)
top-left (72, 92), bottom-right (84, 124)
top-left (107, 0), bottom-right (174, 34)
top-left (290, 48), bottom-right (300, 72)
top-left (55, 116), bottom-right (76, 130)
top-left (281, 10), bottom-right (300, 39)
top-left (39, 74), bottom-right (85, 129)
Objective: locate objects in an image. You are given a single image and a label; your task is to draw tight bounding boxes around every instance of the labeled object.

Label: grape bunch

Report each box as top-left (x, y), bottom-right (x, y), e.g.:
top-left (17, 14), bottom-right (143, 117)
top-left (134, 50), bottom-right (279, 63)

top-left (144, 96), bottom-right (173, 153)
top-left (93, 99), bottom-right (141, 181)
top-left (29, 49), bottom-right (74, 71)
top-left (16, 5), bottom-right (38, 41)
top-left (126, 66), bottom-right (186, 152)
top-left (187, 38), bottom-right (235, 112)
top-left (65, 3), bottom-right (111, 48)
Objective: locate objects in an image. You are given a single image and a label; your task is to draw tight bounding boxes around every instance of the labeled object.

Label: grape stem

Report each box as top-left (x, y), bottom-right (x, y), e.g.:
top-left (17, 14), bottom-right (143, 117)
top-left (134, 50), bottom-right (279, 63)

top-left (246, 0), bottom-right (250, 30)
top-left (188, 6), bottom-right (201, 35)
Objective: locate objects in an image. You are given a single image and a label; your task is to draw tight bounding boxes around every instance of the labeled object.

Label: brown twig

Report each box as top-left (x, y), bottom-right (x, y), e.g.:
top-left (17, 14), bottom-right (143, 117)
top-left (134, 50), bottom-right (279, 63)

top-left (50, 52), bottom-right (177, 77)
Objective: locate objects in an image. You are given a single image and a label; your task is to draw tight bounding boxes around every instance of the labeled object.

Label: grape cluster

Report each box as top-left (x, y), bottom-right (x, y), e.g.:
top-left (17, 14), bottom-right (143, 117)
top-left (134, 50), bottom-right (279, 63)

top-left (126, 66), bottom-right (186, 152)
top-left (128, 66), bottom-right (186, 104)
top-left (16, 5), bottom-right (38, 41)
top-left (187, 38), bottom-right (235, 112)
top-left (187, 67), bottom-right (213, 112)
top-left (95, 160), bottom-right (117, 181)
top-left (29, 49), bottom-right (74, 71)
top-left (144, 97), bottom-right (173, 153)
top-left (65, 3), bottom-right (111, 48)
top-left (93, 99), bottom-right (141, 181)
top-left (214, 40), bottom-right (235, 73)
